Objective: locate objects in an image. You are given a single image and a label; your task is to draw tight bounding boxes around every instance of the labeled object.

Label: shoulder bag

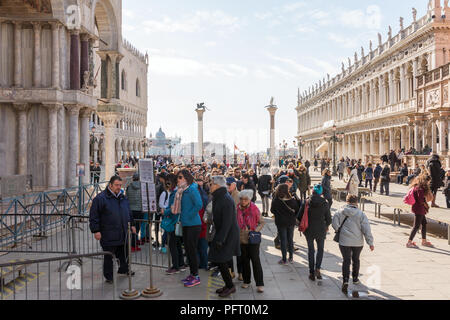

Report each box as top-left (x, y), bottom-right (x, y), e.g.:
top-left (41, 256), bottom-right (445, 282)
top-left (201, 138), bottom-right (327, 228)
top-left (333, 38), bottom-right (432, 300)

top-left (175, 214), bottom-right (183, 237)
top-left (333, 216), bottom-right (349, 243)
top-left (298, 200), bottom-right (309, 232)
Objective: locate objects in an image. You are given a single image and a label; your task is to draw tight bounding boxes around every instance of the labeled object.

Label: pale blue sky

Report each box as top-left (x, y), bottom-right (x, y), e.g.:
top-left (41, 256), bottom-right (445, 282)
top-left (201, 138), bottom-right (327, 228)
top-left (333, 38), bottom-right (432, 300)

top-left (122, 0), bottom-right (426, 152)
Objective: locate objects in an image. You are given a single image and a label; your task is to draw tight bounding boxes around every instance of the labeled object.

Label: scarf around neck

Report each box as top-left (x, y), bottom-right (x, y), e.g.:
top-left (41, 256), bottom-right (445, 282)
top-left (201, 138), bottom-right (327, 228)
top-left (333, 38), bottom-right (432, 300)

top-left (171, 183), bottom-right (189, 214)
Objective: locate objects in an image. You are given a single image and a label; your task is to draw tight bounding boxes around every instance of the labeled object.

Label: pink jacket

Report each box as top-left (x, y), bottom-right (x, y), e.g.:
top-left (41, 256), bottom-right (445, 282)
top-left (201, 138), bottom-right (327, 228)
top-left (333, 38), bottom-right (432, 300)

top-left (237, 202), bottom-right (261, 231)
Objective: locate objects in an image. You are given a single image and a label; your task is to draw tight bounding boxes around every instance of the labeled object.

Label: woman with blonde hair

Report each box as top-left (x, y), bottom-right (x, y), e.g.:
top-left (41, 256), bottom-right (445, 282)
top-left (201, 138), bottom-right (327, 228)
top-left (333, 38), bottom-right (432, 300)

top-left (406, 174), bottom-right (434, 248)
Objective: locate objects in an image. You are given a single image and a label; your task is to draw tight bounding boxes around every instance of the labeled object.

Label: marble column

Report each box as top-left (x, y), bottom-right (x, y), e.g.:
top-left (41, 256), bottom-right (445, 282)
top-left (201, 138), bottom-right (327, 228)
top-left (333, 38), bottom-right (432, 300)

top-left (401, 126), bottom-right (407, 150)
top-left (98, 113), bottom-right (122, 181)
top-left (46, 104), bottom-right (61, 188)
top-left (196, 109), bottom-right (206, 161)
top-left (439, 118), bottom-right (447, 154)
top-left (431, 120), bottom-right (437, 153)
top-left (422, 121), bottom-right (428, 151)
top-left (414, 122), bottom-right (420, 150)
top-left (32, 22), bottom-right (42, 88)
top-left (68, 105), bottom-right (80, 187)
top-left (13, 21), bottom-right (22, 87)
top-left (408, 124), bottom-right (413, 151)
top-left (50, 22), bottom-right (60, 89)
top-left (369, 131), bottom-right (375, 155)
top-left (60, 26), bottom-right (67, 89)
top-left (14, 103), bottom-right (29, 175)
top-left (57, 106), bottom-right (66, 187)
top-left (348, 135), bottom-right (352, 159)
top-left (70, 30), bottom-right (80, 90)
top-left (362, 132), bottom-right (368, 160)
top-left (80, 108), bottom-right (92, 184)
top-left (267, 106), bottom-right (278, 165)
top-left (80, 34), bottom-right (90, 89)
top-left (389, 128), bottom-right (394, 151)
top-left (379, 130), bottom-right (385, 156)
top-left (342, 136), bottom-right (347, 158)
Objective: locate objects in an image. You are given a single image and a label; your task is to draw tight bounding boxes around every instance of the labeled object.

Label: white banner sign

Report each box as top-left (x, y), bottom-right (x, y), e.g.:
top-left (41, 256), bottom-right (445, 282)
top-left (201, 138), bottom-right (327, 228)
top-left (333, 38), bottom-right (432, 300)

top-left (139, 159), bottom-right (154, 183)
top-left (141, 182), bottom-right (157, 212)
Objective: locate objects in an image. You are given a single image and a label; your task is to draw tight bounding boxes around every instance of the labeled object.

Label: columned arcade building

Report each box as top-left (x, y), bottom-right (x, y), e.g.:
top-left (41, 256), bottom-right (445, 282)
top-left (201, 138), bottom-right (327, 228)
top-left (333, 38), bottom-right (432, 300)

top-left (296, 1), bottom-right (450, 169)
top-left (0, 0), bottom-right (148, 191)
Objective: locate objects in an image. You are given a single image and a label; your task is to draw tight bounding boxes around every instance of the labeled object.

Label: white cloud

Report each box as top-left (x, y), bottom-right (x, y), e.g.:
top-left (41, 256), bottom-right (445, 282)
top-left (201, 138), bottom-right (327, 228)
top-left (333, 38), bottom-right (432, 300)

top-left (328, 32), bottom-right (359, 48)
top-left (254, 12), bottom-right (273, 20)
top-left (296, 25), bottom-right (315, 33)
top-left (282, 2), bottom-right (307, 12)
top-left (338, 5), bottom-right (382, 29)
top-left (148, 53), bottom-right (248, 78)
top-left (268, 66), bottom-right (297, 79)
top-left (268, 54), bottom-right (322, 78)
top-left (142, 10), bottom-right (240, 34)
top-left (205, 41), bottom-right (217, 47)
top-left (266, 36), bottom-right (280, 45)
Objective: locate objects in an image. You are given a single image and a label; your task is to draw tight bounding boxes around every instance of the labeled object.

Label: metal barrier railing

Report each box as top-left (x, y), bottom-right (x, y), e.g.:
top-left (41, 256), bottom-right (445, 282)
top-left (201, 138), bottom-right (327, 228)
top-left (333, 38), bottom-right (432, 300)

top-left (0, 252), bottom-right (118, 300)
top-left (0, 178), bottom-right (136, 248)
top-left (0, 214), bottom-right (72, 254)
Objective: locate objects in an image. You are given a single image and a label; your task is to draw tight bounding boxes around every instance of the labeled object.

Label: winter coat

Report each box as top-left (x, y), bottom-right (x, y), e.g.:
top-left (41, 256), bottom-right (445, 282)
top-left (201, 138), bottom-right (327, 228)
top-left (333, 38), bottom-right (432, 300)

top-left (230, 189), bottom-right (240, 206)
top-left (374, 165), bottom-right (382, 179)
top-left (298, 194), bottom-right (331, 239)
top-left (347, 169), bottom-right (360, 196)
top-left (237, 202), bottom-right (265, 244)
top-left (270, 197), bottom-right (300, 228)
top-left (337, 162), bottom-right (346, 174)
top-left (380, 166), bottom-right (391, 182)
top-left (257, 175), bottom-right (272, 197)
top-left (411, 186), bottom-right (429, 216)
top-left (89, 188), bottom-right (134, 247)
top-left (163, 190), bottom-right (178, 233)
top-left (298, 171), bottom-right (311, 192)
top-left (427, 155), bottom-right (444, 189)
top-left (332, 204), bottom-right (374, 247)
top-left (126, 181), bottom-right (142, 212)
top-left (321, 175), bottom-right (332, 199)
top-left (208, 187), bottom-right (241, 263)
top-left (180, 183), bottom-right (203, 227)
top-left (364, 167), bottom-right (374, 180)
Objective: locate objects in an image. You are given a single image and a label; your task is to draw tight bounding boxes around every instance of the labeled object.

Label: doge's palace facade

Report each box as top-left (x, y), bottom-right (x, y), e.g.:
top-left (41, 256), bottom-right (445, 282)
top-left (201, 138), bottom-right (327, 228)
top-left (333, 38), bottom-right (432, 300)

top-left (0, 0), bottom-right (148, 191)
top-left (297, 1), bottom-right (450, 167)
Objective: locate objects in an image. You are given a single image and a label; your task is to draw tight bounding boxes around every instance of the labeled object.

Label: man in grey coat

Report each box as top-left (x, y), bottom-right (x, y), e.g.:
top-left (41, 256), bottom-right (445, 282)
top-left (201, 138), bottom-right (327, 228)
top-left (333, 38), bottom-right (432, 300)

top-left (208, 175), bottom-right (241, 298)
top-left (332, 194), bottom-right (374, 294)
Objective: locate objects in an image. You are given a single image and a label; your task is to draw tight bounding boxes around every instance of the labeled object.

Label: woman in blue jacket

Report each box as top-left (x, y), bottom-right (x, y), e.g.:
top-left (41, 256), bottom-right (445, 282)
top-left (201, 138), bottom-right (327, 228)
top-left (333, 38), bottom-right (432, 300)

top-left (172, 169), bottom-right (203, 288)
top-left (364, 163), bottom-right (374, 190)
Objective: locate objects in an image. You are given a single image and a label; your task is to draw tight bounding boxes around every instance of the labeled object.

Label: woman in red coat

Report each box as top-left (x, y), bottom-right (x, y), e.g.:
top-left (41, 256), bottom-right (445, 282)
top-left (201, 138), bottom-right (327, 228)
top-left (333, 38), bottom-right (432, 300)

top-left (407, 175), bottom-right (434, 248)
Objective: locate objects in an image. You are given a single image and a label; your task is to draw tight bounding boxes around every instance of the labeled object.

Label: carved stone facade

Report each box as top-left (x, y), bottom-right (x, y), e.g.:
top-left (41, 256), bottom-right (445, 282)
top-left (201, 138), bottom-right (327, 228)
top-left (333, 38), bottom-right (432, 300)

top-left (296, 2), bottom-right (450, 168)
top-left (0, 0), bottom-right (148, 191)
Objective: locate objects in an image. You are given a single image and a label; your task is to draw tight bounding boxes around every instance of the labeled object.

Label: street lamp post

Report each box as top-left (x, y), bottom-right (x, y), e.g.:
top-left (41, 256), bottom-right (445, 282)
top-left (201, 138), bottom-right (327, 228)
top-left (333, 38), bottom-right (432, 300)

top-left (294, 138), bottom-right (305, 160)
top-left (166, 142), bottom-right (175, 163)
top-left (279, 140), bottom-right (288, 159)
top-left (324, 125), bottom-right (345, 176)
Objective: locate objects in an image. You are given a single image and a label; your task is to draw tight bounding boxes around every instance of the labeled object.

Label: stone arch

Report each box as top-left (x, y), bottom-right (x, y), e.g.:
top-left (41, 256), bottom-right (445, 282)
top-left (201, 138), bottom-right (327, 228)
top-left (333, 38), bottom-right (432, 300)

top-left (93, 0), bottom-right (119, 51)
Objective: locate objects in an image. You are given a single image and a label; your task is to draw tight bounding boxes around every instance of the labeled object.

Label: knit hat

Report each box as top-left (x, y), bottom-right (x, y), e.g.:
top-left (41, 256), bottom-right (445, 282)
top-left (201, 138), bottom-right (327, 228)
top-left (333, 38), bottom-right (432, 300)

top-left (278, 175), bottom-right (289, 184)
top-left (226, 177), bottom-right (237, 185)
top-left (313, 184), bottom-right (323, 195)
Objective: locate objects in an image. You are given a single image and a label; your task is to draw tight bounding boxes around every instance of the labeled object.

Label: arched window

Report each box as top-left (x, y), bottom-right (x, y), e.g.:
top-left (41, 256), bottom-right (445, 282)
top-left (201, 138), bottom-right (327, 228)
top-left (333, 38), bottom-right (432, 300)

top-left (121, 70), bottom-right (127, 91)
top-left (136, 78), bottom-right (141, 97)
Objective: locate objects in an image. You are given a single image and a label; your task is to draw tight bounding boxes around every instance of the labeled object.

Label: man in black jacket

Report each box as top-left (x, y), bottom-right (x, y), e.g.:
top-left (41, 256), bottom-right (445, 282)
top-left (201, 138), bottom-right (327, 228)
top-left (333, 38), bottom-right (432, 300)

top-left (90, 176), bottom-right (136, 283)
top-left (427, 154), bottom-right (444, 207)
top-left (298, 184), bottom-right (331, 281)
top-left (380, 164), bottom-right (391, 195)
top-left (208, 176), bottom-right (241, 298)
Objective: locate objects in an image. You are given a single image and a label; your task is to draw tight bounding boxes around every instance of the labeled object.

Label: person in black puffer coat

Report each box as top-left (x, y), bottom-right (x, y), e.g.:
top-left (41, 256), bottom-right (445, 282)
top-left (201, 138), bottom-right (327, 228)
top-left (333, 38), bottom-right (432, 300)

top-left (321, 169), bottom-right (332, 209)
top-left (297, 184), bottom-right (331, 282)
top-left (270, 184), bottom-right (300, 265)
top-left (427, 154), bottom-right (444, 208)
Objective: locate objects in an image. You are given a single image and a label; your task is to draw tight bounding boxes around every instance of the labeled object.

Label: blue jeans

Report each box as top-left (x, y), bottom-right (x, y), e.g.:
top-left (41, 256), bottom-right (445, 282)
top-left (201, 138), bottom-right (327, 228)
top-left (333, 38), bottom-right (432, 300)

top-left (197, 238), bottom-right (209, 269)
top-left (140, 213), bottom-right (149, 240)
top-left (277, 226), bottom-right (295, 262)
top-left (306, 237), bottom-right (325, 274)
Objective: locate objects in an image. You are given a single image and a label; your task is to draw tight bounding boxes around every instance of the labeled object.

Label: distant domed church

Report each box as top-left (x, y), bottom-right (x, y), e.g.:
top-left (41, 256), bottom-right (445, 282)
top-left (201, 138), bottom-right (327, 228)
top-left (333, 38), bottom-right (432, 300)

top-left (148, 127), bottom-right (181, 156)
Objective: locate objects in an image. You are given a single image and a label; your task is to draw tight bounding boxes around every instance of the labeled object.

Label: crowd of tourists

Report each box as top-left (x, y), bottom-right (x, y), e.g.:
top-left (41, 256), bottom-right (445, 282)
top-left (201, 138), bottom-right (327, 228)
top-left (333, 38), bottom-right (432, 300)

top-left (89, 149), bottom-right (448, 298)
